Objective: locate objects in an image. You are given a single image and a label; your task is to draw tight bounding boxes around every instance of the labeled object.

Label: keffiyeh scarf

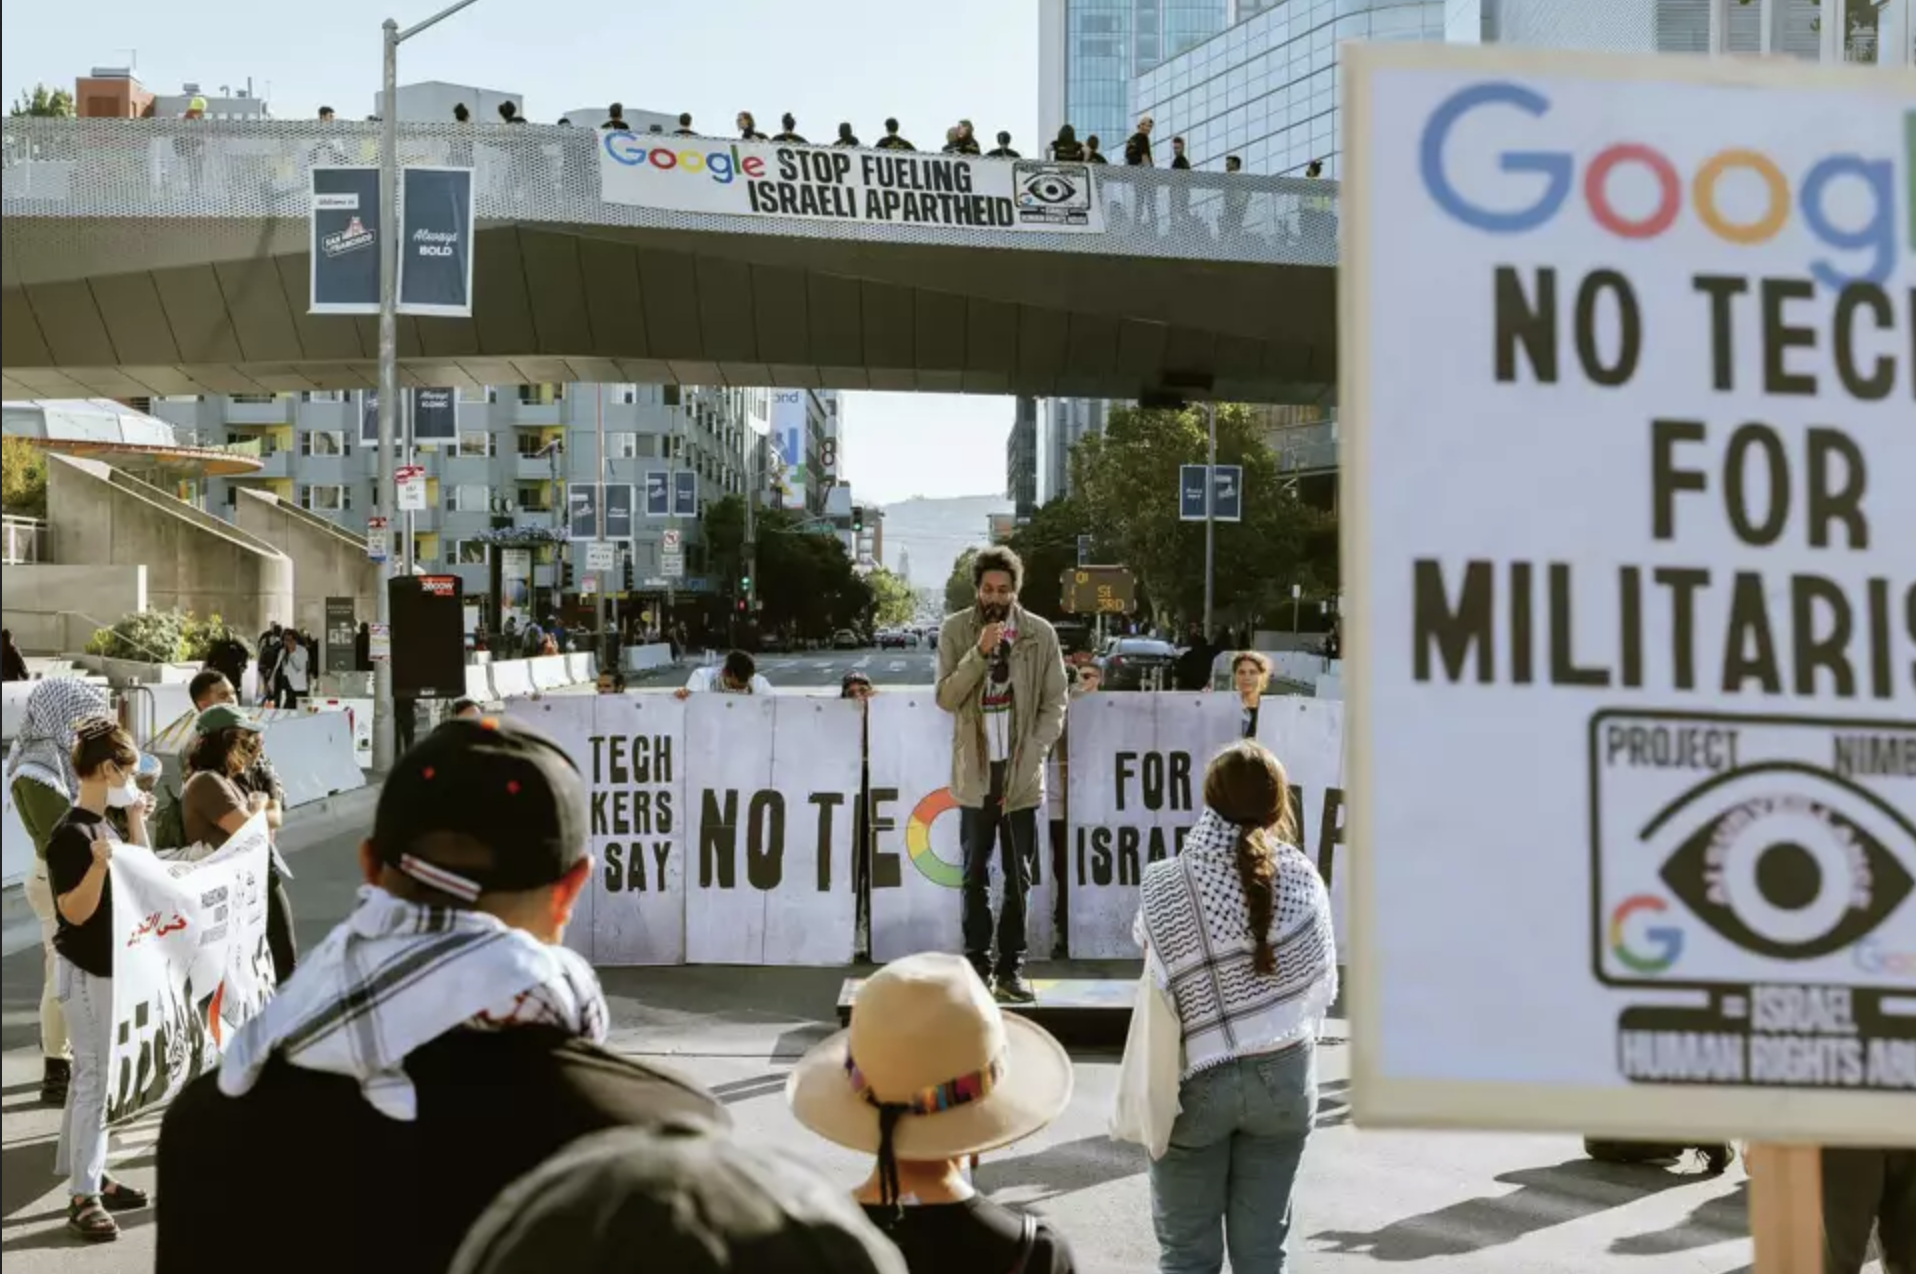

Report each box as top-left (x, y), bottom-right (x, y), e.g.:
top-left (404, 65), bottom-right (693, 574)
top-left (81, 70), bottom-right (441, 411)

top-left (1137, 808), bottom-right (1337, 1078)
top-left (4, 679), bottom-right (110, 800)
top-left (220, 884), bottom-right (609, 1121)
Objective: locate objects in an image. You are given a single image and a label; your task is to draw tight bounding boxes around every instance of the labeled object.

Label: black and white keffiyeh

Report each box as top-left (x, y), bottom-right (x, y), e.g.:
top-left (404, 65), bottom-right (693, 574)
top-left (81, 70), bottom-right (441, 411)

top-left (219, 884), bottom-right (609, 1121)
top-left (4, 679), bottom-right (111, 800)
top-left (1136, 808), bottom-right (1337, 1077)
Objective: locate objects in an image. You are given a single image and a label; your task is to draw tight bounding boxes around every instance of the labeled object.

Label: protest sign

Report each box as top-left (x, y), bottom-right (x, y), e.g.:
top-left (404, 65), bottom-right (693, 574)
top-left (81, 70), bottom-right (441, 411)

top-left (1255, 696), bottom-right (1350, 944)
top-left (1067, 693), bottom-right (1244, 957)
top-left (508, 695), bottom-right (687, 965)
top-left (106, 817), bottom-right (274, 1125)
top-left (1342, 43), bottom-right (1915, 1144)
top-left (866, 693), bottom-right (1057, 963)
top-left (683, 695), bottom-right (861, 965)
top-left (600, 135), bottom-right (1105, 233)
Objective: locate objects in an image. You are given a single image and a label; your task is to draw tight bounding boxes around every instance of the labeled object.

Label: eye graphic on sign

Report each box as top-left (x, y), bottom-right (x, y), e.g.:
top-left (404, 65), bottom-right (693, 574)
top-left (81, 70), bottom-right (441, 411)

top-left (1645, 765), bottom-right (1915, 962)
top-left (906, 788), bottom-right (964, 889)
top-left (1019, 168), bottom-right (1082, 207)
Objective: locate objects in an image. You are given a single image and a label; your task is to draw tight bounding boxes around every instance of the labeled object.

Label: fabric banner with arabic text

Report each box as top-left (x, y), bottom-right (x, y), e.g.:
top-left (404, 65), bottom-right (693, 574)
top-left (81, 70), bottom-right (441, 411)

top-left (106, 817), bottom-right (274, 1125)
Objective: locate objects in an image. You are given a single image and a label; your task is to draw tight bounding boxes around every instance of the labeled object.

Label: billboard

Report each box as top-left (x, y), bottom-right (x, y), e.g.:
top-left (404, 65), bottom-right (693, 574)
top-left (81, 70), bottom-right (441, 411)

top-left (770, 390), bottom-right (808, 511)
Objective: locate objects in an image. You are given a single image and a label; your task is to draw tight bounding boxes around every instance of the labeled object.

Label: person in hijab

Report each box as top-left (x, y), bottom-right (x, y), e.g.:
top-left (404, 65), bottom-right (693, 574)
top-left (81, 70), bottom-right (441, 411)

top-left (5, 678), bottom-right (111, 1105)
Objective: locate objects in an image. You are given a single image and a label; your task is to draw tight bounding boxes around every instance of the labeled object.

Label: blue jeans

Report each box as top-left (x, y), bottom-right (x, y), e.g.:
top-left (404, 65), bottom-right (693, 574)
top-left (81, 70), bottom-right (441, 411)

top-left (1149, 1043), bottom-right (1316, 1274)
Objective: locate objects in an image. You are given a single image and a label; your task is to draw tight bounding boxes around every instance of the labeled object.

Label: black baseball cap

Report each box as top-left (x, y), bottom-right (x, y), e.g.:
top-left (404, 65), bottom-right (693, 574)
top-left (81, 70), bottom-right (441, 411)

top-left (451, 1126), bottom-right (905, 1274)
top-left (371, 716), bottom-right (587, 904)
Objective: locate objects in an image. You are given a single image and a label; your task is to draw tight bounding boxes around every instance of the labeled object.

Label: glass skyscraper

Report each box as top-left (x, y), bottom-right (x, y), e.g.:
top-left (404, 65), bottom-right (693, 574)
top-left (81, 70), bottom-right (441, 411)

top-left (1039, 0), bottom-right (1230, 156)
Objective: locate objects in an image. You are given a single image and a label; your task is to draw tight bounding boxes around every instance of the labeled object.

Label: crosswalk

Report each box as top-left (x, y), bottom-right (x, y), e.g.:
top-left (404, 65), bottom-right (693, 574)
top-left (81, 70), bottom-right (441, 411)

top-left (756, 656), bottom-right (920, 675)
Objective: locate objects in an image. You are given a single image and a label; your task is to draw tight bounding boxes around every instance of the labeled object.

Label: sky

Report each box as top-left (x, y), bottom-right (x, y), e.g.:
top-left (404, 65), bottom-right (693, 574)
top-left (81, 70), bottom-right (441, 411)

top-left (0, 0), bottom-right (1039, 507)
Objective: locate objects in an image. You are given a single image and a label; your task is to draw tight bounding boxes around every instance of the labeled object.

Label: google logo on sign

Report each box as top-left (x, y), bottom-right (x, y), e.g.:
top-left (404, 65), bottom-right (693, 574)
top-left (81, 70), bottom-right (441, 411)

top-left (602, 133), bottom-right (765, 185)
top-left (1418, 82), bottom-right (1911, 289)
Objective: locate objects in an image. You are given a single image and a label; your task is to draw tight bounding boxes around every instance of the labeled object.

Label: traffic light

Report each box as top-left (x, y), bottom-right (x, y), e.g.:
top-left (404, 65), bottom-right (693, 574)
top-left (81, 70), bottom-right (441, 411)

top-left (736, 598), bottom-right (748, 613)
top-left (852, 507), bottom-right (864, 533)
top-left (740, 572), bottom-right (752, 594)
top-left (561, 557), bottom-right (574, 592)
top-left (623, 550), bottom-right (635, 593)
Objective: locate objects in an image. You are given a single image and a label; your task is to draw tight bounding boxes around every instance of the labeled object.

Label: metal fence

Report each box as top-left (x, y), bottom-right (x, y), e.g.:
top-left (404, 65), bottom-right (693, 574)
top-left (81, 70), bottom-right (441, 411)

top-left (1, 514), bottom-right (48, 564)
top-left (1, 118), bottom-right (1340, 269)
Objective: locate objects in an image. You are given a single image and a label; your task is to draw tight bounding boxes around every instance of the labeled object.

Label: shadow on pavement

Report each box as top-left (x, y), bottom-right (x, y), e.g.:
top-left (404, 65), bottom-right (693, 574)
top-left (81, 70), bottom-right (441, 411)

top-left (1310, 1156), bottom-right (1701, 1261)
top-left (1, 1137), bottom-right (55, 1220)
top-left (976, 1134), bottom-right (1148, 1202)
top-left (1608, 1179), bottom-right (1749, 1256)
top-left (0, 1207), bottom-right (153, 1252)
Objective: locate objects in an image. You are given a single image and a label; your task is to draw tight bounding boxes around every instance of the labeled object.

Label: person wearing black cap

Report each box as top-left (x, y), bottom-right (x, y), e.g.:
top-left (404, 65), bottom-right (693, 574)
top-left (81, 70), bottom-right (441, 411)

top-left (771, 112), bottom-right (806, 144)
top-left (156, 717), bottom-right (725, 1274)
top-left (840, 671), bottom-right (875, 701)
top-left (985, 131), bottom-right (1019, 159)
top-left (875, 117), bottom-right (914, 151)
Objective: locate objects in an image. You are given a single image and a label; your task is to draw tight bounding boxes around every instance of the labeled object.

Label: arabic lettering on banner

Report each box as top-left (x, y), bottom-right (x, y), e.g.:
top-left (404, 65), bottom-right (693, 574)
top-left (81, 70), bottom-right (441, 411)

top-left (865, 692), bottom-right (1057, 963)
top-left (505, 695), bottom-right (687, 965)
top-left (682, 695), bottom-right (861, 966)
top-left (1067, 693), bottom-right (1247, 958)
top-left (599, 135), bottom-right (1106, 234)
top-left (1254, 697), bottom-right (1350, 944)
top-left (106, 816), bottom-right (274, 1125)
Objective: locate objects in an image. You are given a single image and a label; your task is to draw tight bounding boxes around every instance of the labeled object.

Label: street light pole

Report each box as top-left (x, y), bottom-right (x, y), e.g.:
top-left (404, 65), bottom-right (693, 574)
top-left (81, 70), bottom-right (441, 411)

top-left (595, 383), bottom-right (608, 667)
top-left (1203, 401), bottom-right (1217, 643)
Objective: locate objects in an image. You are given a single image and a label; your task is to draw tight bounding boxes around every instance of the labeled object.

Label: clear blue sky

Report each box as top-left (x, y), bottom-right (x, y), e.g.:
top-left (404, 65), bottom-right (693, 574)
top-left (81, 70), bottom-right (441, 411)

top-left (0, 0), bottom-right (1038, 506)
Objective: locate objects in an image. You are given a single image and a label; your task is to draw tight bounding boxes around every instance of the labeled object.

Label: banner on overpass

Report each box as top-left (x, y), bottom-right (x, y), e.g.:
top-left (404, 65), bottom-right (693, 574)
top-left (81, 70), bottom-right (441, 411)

top-left (599, 136), bottom-right (1105, 234)
top-left (310, 167), bottom-right (380, 315)
top-left (397, 167), bottom-right (475, 317)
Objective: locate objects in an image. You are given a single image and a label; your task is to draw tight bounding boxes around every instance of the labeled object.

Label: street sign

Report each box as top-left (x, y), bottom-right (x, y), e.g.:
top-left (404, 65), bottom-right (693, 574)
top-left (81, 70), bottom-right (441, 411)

top-left (662, 551), bottom-right (685, 579)
top-left (324, 596), bottom-right (356, 675)
top-left (366, 516), bottom-right (388, 563)
top-left (580, 573), bottom-right (599, 595)
top-left (586, 540), bottom-right (616, 572)
top-left (1077, 534), bottom-right (1092, 567)
top-left (663, 528), bottom-right (682, 552)
top-left (368, 621), bottom-right (391, 662)
top-left (1178, 464), bottom-right (1244, 522)
top-left (395, 465), bottom-right (426, 512)
top-left (1060, 567), bottom-right (1136, 616)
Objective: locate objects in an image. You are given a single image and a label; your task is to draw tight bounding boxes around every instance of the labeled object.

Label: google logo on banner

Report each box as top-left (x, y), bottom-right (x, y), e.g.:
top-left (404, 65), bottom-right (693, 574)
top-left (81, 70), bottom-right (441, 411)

top-left (1419, 83), bottom-right (1912, 289)
top-left (1610, 894), bottom-right (1685, 974)
top-left (906, 789), bottom-right (965, 888)
top-left (602, 132), bottom-right (765, 184)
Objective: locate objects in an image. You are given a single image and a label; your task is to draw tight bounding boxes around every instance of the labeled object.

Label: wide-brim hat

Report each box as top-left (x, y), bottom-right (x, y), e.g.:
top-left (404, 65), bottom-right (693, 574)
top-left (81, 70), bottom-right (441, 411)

top-left (787, 953), bottom-right (1073, 1161)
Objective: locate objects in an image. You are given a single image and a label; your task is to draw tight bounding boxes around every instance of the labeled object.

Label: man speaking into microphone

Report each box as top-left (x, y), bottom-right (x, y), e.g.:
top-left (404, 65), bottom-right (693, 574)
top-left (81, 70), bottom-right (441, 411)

top-left (934, 546), bottom-right (1069, 1003)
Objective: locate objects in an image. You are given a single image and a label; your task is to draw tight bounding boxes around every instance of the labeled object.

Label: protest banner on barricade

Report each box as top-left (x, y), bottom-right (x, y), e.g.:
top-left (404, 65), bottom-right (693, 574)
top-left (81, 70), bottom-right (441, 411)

top-left (1340, 39), bottom-right (1914, 1166)
top-left (506, 695), bottom-right (687, 965)
top-left (1255, 697), bottom-right (1350, 943)
top-left (683, 695), bottom-right (862, 965)
top-left (105, 815), bottom-right (274, 1125)
top-left (600, 134), bottom-right (1105, 234)
top-left (1067, 692), bottom-right (1245, 957)
top-left (865, 693), bottom-right (1057, 963)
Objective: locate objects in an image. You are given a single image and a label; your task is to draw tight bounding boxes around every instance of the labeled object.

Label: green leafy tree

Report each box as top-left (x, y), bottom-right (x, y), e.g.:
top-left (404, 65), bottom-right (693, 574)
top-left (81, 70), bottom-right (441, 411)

top-left (944, 547), bottom-right (980, 615)
top-left (1071, 405), bottom-right (1332, 633)
top-left (867, 567), bottom-right (916, 628)
top-left (10, 85), bottom-right (75, 117)
top-left (702, 495), bottom-right (869, 638)
top-left (1, 437), bottom-right (48, 517)
top-left (1004, 497), bottom-right (1091, 622)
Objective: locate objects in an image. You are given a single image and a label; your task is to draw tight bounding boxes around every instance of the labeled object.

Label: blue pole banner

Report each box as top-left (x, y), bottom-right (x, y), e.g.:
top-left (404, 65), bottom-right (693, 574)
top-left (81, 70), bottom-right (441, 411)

top-left (412, 387), bottom-right (457, 441)
top-left (606, 484), bottom-right (634, 538)
top-left (310, 167), bottom-right (381, 315)
top-left (645, 471), bottom-right (670, 517)
top-left (397, 167), bottom-right (476, 318)
top-left (673, 470), bottom-right (698, 518)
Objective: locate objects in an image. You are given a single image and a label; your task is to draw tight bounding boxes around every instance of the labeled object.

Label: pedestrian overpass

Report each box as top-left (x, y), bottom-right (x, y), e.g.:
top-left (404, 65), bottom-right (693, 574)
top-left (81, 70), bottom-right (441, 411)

top-left (1, 119), bottom-right (1337, 404)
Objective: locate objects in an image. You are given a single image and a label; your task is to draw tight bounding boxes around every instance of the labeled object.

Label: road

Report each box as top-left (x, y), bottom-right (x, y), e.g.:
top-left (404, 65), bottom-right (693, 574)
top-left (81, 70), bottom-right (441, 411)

top-left (1, 820), bottom-right (1771, 1273)
top-left (624, 647), bottom-right (940, 692)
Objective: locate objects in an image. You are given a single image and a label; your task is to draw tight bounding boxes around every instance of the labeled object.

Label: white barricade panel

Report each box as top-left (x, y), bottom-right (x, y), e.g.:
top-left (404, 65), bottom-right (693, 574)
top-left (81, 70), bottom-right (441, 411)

top-left (623, 644), bottom-right (674, 672)
top-left (866, 692), bottom-right (1056, 964)
top-left (1315, 673), bottom-right (1344, 701)
top-left (1, 683), bottom-right (33, 742)
top-left (684, 695), bottom-right (860, 966)
top-left (1256, 697), bottom-right (1349, 945)
top-left (305, 698), bottom-right (374, 768)
top-left (564, 653), bottom-right (592, 684)
top-left (1067, 693), bottom-right (1244, 958)
top-left (262, 711), bottom-right (366, 806)
top-left (464, 663), bottom-right (494, 704)
top-left (491, 659), bottom-right (535, 699)
top-left (507, 695), bottom-right (688, 966)
top-left (530, 655), bottom-right (570, 690)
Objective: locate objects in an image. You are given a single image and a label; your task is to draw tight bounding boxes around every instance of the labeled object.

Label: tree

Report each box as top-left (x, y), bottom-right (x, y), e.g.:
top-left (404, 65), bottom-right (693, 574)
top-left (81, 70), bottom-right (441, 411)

top-left (1, 438), bottom-right (48, 517)
top-left (701, 495), bottom-right (869, 638)
top-left (10, 86), bottom-right (75, 118)
top-left (1071, 405), bottom-right (1332, 633)
top-left (1004, 496), bottom-right (1091, 622)
top-left (944, 548), bottom-right (980, 615)
top-left (867, 568), bottom-right (916, 628)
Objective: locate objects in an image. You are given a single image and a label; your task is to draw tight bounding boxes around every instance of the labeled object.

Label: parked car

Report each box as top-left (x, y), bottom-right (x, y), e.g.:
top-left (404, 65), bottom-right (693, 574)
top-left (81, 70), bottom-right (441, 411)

top-left (1098, 638), bottom-right (1180, 691)
top-left (833, 629), bottom-right (862, 650)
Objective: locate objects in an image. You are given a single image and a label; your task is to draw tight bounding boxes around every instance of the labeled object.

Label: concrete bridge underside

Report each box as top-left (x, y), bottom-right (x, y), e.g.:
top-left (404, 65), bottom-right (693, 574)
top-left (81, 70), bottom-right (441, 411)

top-left (2, 222), bottom-right (1334, 403)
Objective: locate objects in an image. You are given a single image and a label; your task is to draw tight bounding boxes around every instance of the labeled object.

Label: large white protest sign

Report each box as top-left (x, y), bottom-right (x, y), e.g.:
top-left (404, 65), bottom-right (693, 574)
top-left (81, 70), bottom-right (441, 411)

top-left (1067, 693), bottom-right (1245, 957)
top-left (866, 693), bottom-right (1058, 963)
top-left (106, 817), bottom-right (274, 1125)
top-left (508, 695), bottom-right (687, 965)
top-left (1343, 44), bottom-right (1916, 1144)
top-left (683, 695), bottom-right (861, 965)
top-left (1256, 697), bottom-right (1350, 944)
top-left (599, 134), bottom-right (1105, 234)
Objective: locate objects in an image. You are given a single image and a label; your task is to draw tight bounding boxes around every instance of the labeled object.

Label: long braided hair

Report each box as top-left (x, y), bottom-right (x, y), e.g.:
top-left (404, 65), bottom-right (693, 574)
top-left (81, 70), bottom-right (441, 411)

top-left (1201, 741), bottom-right (1297, 975)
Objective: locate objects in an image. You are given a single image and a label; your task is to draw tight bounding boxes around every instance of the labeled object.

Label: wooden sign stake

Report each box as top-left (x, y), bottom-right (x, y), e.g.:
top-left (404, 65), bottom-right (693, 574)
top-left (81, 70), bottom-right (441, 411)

top-left (1748, 1143), bottom-right (1823, 1274)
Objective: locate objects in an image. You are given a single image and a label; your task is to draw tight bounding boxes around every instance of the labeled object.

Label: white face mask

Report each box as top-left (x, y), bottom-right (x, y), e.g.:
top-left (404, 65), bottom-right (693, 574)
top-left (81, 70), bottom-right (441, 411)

top-left (104, 759), bottom-right (145, 808)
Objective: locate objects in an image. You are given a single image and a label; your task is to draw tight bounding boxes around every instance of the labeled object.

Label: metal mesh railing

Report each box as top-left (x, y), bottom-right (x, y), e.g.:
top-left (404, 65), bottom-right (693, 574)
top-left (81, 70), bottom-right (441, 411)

top-left (1, 119), bottom-right (1339, 268)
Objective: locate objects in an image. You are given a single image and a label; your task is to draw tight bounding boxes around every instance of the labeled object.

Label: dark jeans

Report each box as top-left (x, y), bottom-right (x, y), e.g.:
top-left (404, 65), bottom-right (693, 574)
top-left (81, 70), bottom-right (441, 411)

top-left (266, 868), bottom-right (298, 984)
top-left (959, 761), bottom-right (1037, 980)
top-left (1823, 1148), bottom-right (1914, 1274)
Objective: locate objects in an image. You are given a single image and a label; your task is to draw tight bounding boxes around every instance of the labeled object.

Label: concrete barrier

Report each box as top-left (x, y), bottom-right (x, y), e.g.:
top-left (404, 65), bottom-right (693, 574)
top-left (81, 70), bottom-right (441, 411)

top-left (1315, 673), bottom-right (1343, 700)
top-left (464, 663), bottom-right (494, 703)
top-left (564, 652), bottom-right (595, 685)
top-left (623, 643), bottom-right (675, 672)
top-left (490, 659), bottom-right (536, 699)
top-left (1, 563), bottom-right (148, 653)
top-left (529, 655), bottom-right (570, 691)
top-left (260, 711), bottom-right (365, 807)
top-left (304, 697), bottom-right (374, 767)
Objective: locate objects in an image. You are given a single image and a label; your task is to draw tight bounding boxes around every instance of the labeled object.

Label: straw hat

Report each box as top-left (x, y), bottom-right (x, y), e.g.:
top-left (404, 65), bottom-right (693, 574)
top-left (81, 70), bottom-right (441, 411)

top-left (787, 953), bottom-right (1073, 1162)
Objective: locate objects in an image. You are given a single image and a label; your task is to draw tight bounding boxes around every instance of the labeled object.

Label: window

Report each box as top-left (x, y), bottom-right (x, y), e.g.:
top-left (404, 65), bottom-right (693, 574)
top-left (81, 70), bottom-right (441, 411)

top-left (456, 430), bottom-right (493, 458)
top-left (303, 390), bottom-right (345, 403)
top-left (223, 486), bottom-right (238, 508)
top-left (300, 430), bottom-right (346, 457)
top-left (300, 485), bottom-right (349, 512)
top-left (446, 484), bottom-right (490, 512)
top-left (455, 540), bottom-right (488, 564)
top-left (611, 384), bottom-right (637, 404)
top-left (608, 432), bottom-right (639, 459)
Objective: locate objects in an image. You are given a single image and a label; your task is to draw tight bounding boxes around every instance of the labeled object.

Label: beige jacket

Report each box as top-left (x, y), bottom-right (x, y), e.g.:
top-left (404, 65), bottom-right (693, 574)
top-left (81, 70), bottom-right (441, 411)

top-left (935, 605), bottom-right (1069, 813)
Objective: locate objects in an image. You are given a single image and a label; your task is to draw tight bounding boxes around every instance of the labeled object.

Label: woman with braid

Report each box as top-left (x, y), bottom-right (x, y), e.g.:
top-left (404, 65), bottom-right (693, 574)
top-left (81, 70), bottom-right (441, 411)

top-left (1135, 741), bottom-right (1336, 1273)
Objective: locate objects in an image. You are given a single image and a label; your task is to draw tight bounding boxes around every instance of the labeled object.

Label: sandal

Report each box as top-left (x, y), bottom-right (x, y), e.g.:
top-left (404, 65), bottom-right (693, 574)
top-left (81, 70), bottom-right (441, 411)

top-left (66, 1197), bottom-right (118, 1243)
top-left (101, 1179), bottom-right (150, 1212)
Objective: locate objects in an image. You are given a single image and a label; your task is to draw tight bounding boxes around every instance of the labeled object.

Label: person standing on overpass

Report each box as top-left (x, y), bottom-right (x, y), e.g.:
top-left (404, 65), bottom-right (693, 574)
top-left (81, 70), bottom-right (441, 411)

top-left (674, 650), bottom-right (772, 699)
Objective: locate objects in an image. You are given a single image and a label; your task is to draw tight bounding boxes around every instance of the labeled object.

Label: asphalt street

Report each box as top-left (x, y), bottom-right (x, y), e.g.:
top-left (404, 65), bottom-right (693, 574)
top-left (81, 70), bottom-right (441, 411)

top-left (623, 647), bottom-right (940, 691)
top-left (0, 814), bottom-right (1779, 1273)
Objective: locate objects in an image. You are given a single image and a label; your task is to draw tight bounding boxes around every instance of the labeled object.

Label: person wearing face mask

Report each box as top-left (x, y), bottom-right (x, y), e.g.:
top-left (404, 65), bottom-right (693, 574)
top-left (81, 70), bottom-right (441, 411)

top-left (6, 678), bottom-right (112, 1106)
top-left (934, 547), bottom-right (1068, 1003)
top-left (46, 717), bottom-right (154, 1241)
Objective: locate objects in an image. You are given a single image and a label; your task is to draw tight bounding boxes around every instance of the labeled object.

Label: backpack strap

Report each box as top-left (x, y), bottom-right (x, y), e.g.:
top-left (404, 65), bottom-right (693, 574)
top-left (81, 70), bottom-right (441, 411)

top-left (1006, 1213), bottom-right (1037, 1274)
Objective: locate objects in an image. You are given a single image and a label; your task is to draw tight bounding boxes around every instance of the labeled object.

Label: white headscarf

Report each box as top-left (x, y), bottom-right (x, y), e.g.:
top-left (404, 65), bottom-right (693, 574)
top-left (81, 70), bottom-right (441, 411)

top-left (4, 679), bottom-right (111, 800)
